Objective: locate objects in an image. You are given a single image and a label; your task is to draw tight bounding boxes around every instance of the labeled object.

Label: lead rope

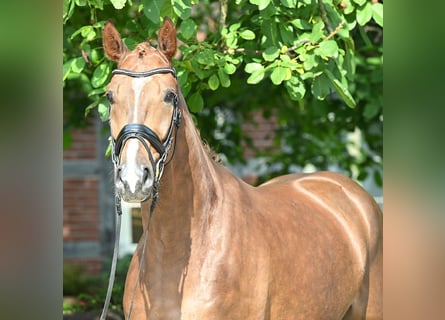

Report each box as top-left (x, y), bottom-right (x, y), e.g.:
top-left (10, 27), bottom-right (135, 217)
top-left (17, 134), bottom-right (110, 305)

top-left (99, 195), bottom-right (122, 320)
top-left (126, 189), bottom-right (158, 319)
top-left (99, 189), bottom-right (159, 320)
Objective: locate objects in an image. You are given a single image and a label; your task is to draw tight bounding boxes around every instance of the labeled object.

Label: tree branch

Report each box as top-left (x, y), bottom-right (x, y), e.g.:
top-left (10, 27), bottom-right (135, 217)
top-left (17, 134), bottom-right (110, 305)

top-left (219, 0), bottom-right (228, 28)
top-left (323, 21), bottom-right (345, 41)
top-left (317, 0), bottom-right (333, 34)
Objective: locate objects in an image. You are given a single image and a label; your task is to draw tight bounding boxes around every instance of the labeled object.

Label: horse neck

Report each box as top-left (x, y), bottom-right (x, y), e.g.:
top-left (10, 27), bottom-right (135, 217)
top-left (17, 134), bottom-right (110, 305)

top-left (140, 93), bottom-right (220, 244)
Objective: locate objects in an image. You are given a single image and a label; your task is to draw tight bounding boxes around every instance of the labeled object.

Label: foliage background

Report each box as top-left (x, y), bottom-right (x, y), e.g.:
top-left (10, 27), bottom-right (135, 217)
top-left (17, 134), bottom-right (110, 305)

top-left (63, 0), bottom-right (383, 186)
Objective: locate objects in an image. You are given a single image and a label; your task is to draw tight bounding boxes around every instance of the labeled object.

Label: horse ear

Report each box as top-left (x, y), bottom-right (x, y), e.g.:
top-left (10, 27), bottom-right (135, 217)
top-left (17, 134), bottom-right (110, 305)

top-left (158, 17), bottom-right (177, 61)
top-left (103, 21), bottom-right (127, 62)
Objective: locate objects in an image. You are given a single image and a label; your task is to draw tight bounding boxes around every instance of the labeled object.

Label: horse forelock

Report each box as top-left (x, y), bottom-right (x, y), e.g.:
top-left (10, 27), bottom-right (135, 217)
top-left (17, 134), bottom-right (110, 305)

top-left (119, 42), bottom-right (170, 70)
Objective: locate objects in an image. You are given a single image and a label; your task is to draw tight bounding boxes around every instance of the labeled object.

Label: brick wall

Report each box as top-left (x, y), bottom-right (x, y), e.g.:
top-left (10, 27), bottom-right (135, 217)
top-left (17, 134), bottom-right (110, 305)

top-left (63, 177), bottom-right (99, 242)
top-left (64, 126), bottom-right (97, 160)
top-left (242, 110), bottom-right (277, 158)
top-left (241, 110), bottom-right (278, 184)
top-left (63, 123), bottom-right (102, 275)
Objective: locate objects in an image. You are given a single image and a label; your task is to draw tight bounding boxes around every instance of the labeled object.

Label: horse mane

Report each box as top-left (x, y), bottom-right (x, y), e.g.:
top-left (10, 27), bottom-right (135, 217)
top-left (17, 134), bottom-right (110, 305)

top-left (202, 140), bottom-right (221, 163)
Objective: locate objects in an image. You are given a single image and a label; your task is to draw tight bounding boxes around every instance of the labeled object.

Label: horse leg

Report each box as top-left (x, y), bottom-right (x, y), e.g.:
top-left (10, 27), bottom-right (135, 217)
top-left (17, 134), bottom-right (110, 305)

top-left (341, 269), bottom-right (369, 320)
top-left (343, 230), bottom-right (383, 320)
top-left (364, 238), bottom-right (383, 319)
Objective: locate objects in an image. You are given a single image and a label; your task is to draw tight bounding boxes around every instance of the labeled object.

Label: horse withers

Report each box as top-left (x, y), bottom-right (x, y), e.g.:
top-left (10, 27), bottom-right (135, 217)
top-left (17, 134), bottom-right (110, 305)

top-left (102, 17), bottom-right (382, 319)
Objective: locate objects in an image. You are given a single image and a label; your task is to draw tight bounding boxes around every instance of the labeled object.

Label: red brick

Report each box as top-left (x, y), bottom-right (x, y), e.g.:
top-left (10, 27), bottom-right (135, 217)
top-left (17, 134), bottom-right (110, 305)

top-left (64, 124), bottom-right (97, 160)
top-left (63, 177), bottom-right (99, 242)
top-left (64, 257), bottom-right (103, 275)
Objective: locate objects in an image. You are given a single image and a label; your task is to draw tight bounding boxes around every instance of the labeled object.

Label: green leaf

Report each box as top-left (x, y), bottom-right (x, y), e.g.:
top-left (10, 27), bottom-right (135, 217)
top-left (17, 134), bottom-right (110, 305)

top-left (343, 0), bottom-right (355, 14)
top-left (245, 62), bottom-right (264, 74)
top-left (71, 57), bottom-right (86, 73)
top-left (290, 18), bottom-right (311, 30)
top-left (75, 0), bottom-right (87, 6)
top-left (373, 170), bottom-right (382, 187)
top-left (88, 87), bottom-right (106, 98)
top-left (344, 47), bottom-right (356, 80)
top-left (239, 29), bottom-right (255, 40)
top-left (208, 74), bottom-right (220, 90)
top-left (279, 23), bottom-right (294, 45)
top-left (160, 0), bottom-right (175, 19)
top-left (325, 70), bottom-right (356, 108)
top-left (225, 32), bottom-right (238, 48)
top-left (188, 92), bottom-right (204, 113)
top-left (270, 66), bottom-right (289, 85)
top-left (357, 2), bottom-right (373, 26)
top-left (177, 66), bottom-right (188, 84)
top-left (63, 59), bottom-right (74, 82)
top-left (191, 60), bottom-right (208, 79)
top-left (63, 0), bottom-right (75, 23)
top-left (110, 0), bottom-right (126, 9)
top-left (247, 69), bottom-right (265, 84)
top-left (105, 139), bottom-right (112, 159)
top-left (70, 26), bottom-right (92, 40)
top-left (372, 2), bottom-right (383, 27)
top-left (196, 49), bottom-right (215, 66)
top-left (352, 0), bottom-right (366, 6)
top-left (249, 0), bottom-right (271, 10)
top-left (263, 46), bottom-right (280, 62)
top-left (97, 98), bottom-right (109, 121)
top-left (63, 131), bottom-right (73, 149)
top-left (180, 19), bottom-right (197, 39)
top-left (142, 0), bottom-right (163, 24)
top-left (317, 40), bottom-right (339, 58)
top-left (310, 21), bottom-right (324, 42)
top-left (229, 23), bottom-right (241, 32)
top-left (84, 100), bottom-right (98, 117)
top-left (173, 0), bottom-right (191, 20)
top-left (303, 52), bottom-right (317, 71)
top-left (311, 73), bottom-right (331, 100)
top-left (261, 19), bottom-right (279, 47)
top-left (218, 68), bottom-right (231, 87)
top-left (280, 0), bottom-right (297, 8)
top-left (224, 63), bottom-right (237, 75)
top-left (91, 62), bottom-right (111, 88)
top-left (363, 102), bottom-right (381, 119)
top-left (285, 76), bottom-right (306, 101)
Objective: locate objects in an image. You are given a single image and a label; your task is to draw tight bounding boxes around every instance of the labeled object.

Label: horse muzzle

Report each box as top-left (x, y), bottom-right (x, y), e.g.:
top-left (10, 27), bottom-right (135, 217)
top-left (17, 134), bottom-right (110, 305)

top-left (115, 162), bottom-right (153, 202)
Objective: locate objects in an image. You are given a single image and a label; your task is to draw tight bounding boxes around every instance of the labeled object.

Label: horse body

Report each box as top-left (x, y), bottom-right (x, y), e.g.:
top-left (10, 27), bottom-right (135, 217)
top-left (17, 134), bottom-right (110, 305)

top-left (103, 18), bottom-right (382, 320)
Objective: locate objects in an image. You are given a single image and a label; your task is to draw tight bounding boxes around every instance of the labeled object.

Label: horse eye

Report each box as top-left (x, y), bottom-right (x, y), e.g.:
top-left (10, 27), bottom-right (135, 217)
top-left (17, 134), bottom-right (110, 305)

top-left (105, 91), bottom-right (114, 104)
top-left (164, 91), bottom-right (177, 104)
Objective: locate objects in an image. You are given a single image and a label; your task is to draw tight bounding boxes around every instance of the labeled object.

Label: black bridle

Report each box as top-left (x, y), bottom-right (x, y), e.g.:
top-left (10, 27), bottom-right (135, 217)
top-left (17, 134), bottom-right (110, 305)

top-left (110, 67), bottom-right (182, 187)
top-left (100, 66), bottom-right (181, 320)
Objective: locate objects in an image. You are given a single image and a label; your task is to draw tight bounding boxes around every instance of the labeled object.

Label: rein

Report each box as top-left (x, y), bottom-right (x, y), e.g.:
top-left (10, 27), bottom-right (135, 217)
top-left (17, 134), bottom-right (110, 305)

top-left (100, 66), bottom-right (181, 320)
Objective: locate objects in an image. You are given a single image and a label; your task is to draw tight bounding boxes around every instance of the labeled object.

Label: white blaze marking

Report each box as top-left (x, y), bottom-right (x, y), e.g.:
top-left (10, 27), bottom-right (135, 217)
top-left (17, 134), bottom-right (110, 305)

top-left (124, 140), bottom-right (140, 193)
top-left (132, 77), bottom-right (151, 123)
top-left (121, 77), bottom-right (151, 193)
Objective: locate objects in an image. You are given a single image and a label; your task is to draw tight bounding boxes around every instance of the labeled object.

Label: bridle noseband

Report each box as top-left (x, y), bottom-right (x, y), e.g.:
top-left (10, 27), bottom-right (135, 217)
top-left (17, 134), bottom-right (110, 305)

top-left (111, 67), bottom-right (182, 186)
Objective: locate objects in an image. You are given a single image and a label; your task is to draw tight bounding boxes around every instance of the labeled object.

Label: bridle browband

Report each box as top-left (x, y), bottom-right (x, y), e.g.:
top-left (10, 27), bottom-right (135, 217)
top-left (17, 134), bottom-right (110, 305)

top-left (112, 67), bottom-right (178, 78)
top-left (100, 66), bottom-right (181, 320)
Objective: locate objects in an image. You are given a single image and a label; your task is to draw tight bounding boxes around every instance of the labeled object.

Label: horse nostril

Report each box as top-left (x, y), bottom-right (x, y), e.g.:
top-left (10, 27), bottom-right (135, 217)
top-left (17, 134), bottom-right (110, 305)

top-left (117, 167), bottom-right (123, 182)
top-left (142, 167), bottom-right (149, 183)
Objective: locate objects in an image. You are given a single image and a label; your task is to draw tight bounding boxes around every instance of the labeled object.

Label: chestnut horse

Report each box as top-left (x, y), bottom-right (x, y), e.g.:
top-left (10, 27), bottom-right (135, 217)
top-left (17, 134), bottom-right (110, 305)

top-left (102, 17), bottom-right (382, 319)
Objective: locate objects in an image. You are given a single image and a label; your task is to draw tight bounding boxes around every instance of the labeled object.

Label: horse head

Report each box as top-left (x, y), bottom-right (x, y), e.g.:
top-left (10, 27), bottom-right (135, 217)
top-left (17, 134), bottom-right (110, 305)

top-left (103, 17), bottom-right (179, 202)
